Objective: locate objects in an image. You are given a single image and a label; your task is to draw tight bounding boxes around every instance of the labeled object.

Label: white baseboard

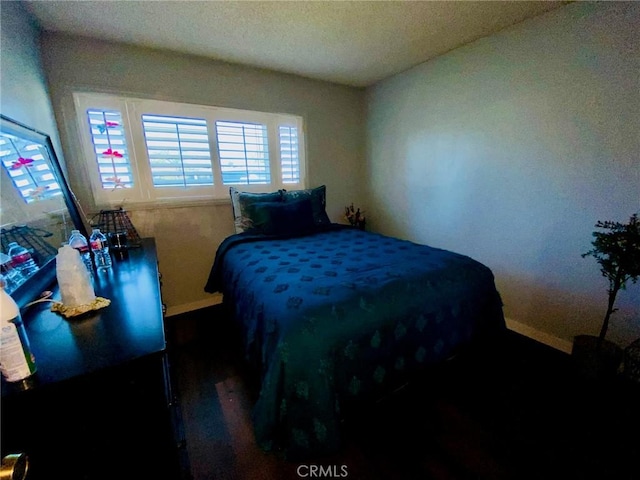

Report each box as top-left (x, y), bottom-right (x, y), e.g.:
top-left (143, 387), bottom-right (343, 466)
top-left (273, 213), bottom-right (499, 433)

top-left (505, 317), bottom-right (573, 354)
top-left (165, 293), bottom-right (223, 318)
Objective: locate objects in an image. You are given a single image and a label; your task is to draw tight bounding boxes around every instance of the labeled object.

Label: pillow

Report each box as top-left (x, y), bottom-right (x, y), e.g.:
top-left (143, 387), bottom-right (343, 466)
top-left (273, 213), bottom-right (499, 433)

top-left (229, 187), bottom-right (283, 233)
top-left (246, 198), bottom-right (315, 236)
top-left (280, 185), bottom-right (331, 227)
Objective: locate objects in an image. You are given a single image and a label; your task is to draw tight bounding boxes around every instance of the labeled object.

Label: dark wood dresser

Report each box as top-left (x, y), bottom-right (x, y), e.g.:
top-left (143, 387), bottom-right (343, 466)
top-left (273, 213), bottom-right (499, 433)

top-left (1, 238), bottom-right (187, 479)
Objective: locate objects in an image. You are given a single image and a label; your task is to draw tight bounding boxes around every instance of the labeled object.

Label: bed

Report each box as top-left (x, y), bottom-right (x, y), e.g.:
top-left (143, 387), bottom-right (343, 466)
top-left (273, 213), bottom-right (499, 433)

top-left (205, 186), bottom-right (506, 460)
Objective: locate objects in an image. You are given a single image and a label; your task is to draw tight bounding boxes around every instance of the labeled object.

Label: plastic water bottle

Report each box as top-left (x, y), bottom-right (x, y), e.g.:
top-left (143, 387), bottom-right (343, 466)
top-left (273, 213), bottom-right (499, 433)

top-left (69, 229), bottom-right (93, 274)
top-left (0, 252), bottom-right (25, 291)
top-left (0, 275), bottom-right (37, 382)
top-left (7, 242), bottom-right (39, 278)
top-left (89, 228), bottom-right (112, 271)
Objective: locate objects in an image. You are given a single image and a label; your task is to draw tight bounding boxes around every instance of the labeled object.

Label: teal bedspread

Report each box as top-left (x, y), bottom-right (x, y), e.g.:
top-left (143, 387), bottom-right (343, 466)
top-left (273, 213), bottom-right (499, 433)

top-left (205, 226), bottom-right (505, 459)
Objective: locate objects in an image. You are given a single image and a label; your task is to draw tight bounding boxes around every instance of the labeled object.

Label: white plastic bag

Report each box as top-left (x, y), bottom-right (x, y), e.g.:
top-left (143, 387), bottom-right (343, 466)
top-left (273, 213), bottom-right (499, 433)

top-left (56, 245), bottom-right (96, 307)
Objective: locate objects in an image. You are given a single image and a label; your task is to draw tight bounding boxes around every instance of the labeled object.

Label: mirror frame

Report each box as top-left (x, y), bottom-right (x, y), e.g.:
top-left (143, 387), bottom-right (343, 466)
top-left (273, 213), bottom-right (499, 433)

top-left (1, 114), bottom-right (89, 309)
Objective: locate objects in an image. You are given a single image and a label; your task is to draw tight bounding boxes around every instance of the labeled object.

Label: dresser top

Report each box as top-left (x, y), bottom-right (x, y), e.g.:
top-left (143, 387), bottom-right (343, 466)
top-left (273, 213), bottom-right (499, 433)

top-left (1, 238), bottom-right (164, 396)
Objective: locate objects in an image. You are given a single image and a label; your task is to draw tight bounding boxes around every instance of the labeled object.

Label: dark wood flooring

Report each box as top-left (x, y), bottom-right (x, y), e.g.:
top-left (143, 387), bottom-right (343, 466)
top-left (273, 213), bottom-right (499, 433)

top-left (165, 306), bottom-right (640, 480)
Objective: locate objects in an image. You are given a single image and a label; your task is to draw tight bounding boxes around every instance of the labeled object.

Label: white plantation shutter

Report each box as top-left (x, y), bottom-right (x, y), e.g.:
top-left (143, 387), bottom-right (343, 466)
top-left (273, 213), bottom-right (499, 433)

top-left (0, 134), bottom-right (61, 203)
top-left (216, 121), bottom-right (270, 185)
top-left (278, 125), bottom-right (300, 184)
top-left (74, 93), bottom-right (305, 205)
top-left (86, 109), bottom-right (134, 190)
top-left (141, 114), bottom-right (214, 188)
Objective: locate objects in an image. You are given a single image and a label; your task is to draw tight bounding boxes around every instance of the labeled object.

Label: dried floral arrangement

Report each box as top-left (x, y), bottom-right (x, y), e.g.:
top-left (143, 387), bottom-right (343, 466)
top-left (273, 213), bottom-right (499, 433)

top-left (345, 203), bottom-right (366, 230)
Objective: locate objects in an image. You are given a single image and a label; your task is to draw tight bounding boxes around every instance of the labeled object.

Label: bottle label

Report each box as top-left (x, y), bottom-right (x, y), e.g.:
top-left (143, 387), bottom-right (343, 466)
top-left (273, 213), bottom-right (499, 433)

top-left (0, 317), bottom-right (37, 382)
top-left (11, 252), bottom-right (32, 266)
top-left (90, 240), bottom-right (103, 250)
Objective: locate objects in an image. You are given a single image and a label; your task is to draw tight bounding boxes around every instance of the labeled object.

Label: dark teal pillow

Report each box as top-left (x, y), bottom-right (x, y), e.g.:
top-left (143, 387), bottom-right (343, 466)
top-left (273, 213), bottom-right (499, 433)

top-left (247, 198), bottom-right (315, 235)
top-left (280, 185), bottom-right (331, 226)
top-left (229, 187), bottom-right (283, 233)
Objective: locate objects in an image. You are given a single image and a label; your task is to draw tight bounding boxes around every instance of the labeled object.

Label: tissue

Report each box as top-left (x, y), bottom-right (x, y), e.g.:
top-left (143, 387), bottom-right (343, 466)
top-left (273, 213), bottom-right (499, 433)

top-left (56, 245), bottom-right (96, 307)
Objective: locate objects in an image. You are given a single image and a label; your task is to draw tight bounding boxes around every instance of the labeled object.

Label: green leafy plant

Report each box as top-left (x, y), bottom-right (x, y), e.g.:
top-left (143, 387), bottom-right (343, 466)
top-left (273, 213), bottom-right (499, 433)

top-left (582, 213), bottom-right (640, 346)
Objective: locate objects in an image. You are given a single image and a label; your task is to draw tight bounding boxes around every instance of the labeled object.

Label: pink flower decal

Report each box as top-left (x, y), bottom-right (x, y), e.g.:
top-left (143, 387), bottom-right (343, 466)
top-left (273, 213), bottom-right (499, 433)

top-left (97, 121), bottom-right (119, 134)
top-left (11, 157), bottom-right (34, 169)
top-left (102, 148), bottom-right (123, 158)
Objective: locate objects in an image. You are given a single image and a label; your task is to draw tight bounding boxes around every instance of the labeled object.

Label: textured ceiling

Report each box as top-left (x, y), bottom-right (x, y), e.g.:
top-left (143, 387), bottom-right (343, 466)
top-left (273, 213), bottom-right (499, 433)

top-left (24, 0), bottom-right (569, 87)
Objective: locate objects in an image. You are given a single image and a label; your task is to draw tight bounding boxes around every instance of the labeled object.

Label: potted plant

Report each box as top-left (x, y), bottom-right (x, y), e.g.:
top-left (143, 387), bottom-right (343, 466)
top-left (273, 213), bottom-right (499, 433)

top-left (573, 213), bottom-right (640, 380)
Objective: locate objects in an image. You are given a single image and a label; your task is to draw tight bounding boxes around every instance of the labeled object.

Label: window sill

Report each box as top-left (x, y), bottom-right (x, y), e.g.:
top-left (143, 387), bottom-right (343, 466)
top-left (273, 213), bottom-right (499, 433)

top-left (94, 197), bottom-right (231, 212)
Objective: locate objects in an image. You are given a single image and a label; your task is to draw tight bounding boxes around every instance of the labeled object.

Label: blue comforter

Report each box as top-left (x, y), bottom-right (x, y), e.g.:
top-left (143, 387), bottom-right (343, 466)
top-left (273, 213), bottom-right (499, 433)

top-left (205, 225), bottom-right (505, 459)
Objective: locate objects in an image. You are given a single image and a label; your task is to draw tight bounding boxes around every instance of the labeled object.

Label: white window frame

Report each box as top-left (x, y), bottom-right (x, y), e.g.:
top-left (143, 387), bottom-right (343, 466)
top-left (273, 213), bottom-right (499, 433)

top-left (73, 92), bottom-right (306, 207)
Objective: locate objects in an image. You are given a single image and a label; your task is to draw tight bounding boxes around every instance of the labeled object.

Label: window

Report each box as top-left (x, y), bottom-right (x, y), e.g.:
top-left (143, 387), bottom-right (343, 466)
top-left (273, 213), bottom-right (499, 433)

top-left (279, 125), bottom-right (301, 184)
top-left (73, 93), bottom-right (305, 206)
top-left (141, 114), bottom-right (214, 188)
top-left (216, 121), bottom-right (270, 185)
top-left (0, 132), bottom-right (61, 203)
top-left (86, 108), bottom-right (134, 190)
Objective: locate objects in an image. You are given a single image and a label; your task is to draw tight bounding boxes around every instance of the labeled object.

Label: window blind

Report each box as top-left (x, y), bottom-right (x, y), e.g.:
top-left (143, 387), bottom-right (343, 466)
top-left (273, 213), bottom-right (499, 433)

top-left (86, 109), bottom-right (134, 190)
top-left (75, 92), bottom-right (305, 204)
top-left (279, 125), bottom-right (300, 184)
top-left (216, 121), bottom-right (270, 185)
top-left (0, 135), bottom-right (61, 203)
top-left (141, 114), bottom-right (214, 188)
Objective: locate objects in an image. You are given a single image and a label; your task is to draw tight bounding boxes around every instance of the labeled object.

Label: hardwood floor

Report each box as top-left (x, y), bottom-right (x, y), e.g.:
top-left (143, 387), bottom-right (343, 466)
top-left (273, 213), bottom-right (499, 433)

top-left (165, 306), bottom-right (640, 480)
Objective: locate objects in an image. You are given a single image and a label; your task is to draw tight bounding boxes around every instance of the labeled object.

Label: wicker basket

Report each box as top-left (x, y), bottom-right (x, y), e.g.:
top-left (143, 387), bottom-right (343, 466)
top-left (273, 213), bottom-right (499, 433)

top-left (90, 208), bottom-right (142, 248)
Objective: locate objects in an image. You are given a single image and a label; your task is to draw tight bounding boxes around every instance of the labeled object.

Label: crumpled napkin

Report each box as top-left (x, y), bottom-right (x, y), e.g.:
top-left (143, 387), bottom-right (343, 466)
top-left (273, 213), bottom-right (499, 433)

top-left (51, 296), bottom-right (111, 318)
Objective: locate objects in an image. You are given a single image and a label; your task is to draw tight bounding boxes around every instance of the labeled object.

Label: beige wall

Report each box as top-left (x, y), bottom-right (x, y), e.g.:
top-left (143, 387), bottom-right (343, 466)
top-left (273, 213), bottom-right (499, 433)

top-left (0, 1), bottom-right (76, 267)
top-left (40, 33), bottom-right (366, 315)
top-left (0, 1), bottom-right (63, 167)
top-left (366, 2), bottom-right (640, 350)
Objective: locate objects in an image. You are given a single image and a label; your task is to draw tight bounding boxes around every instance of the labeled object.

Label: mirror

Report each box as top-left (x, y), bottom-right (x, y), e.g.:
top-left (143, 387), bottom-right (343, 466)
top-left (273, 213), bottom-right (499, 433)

top-left (0, 114), bottom-right (88, 308)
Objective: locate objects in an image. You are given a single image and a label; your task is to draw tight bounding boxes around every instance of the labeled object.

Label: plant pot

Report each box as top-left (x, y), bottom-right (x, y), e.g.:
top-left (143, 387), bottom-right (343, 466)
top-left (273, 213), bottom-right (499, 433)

top-left (571, 334), bottom-right (623, 381)
top-left (623, 338), bottom-right (640, 384)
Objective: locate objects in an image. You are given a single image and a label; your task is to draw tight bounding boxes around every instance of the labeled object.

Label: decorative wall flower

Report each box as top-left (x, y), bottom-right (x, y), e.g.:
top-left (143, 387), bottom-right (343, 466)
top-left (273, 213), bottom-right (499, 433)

top-left (11, 156), bottom-right (39, 188)
top-left (104, 176), bottom-right (127, 189)
top-left (345, 203), bottom-right (366, 230)
top-left (101, 149), bottom-right (127, 189)
top-left (5, 137), bottom-right (43, 197)
top-left (97, 121), bottom-right (119, 134)
top-left (101, 148), bottom-right (123, 158)
top-left (28, 185), bottom-right (50, 200)
top-left (10, 157), bottom-right (34, 169)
